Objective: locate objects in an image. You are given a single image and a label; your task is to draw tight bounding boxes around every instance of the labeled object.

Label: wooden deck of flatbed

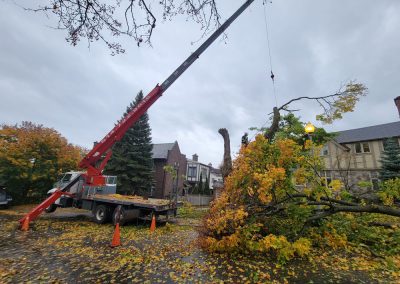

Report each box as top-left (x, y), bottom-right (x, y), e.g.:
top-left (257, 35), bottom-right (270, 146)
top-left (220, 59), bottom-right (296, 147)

top-left (84, 194), bottom-right (175, 212)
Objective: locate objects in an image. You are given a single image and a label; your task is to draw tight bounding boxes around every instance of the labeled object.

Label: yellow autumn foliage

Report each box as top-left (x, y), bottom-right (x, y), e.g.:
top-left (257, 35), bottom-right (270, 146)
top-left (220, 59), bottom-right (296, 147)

top-left (0, 122), bottom-right (85, 202)
top-left (201, 135), bottom-right (317, 261)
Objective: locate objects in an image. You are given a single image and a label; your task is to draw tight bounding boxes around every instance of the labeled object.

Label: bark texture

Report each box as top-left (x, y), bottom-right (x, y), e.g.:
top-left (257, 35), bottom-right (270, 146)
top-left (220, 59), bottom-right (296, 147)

top-left (218, 128), bottom-right (232, 180)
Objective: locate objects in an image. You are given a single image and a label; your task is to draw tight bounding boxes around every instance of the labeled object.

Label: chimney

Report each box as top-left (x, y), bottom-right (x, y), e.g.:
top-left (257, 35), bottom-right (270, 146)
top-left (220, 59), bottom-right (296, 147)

top-left (395, 96), bottom-right (400, 118)
top-left (208, 163), bottom-right (212, 168)
top-left (192, 154), bottom-right (198, 162)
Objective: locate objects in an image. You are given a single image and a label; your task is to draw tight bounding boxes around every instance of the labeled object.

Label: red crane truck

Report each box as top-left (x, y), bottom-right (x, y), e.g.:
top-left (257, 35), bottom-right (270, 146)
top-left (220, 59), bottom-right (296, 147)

top-left (19, 0), bottom-right (256, 227)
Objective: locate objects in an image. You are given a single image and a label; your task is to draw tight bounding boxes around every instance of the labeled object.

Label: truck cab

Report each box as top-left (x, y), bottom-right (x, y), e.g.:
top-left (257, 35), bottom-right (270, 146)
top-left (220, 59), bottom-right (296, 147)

top-left (45, 171), bottom-right (117, 212)
top-left (0, 186), bottom-right (12, 208)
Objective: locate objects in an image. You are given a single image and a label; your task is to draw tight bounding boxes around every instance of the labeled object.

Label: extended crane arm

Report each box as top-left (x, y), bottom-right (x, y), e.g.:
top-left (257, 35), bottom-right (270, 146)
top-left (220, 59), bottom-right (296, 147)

top-left (19, 0), bottom-right (256, 227)
top-left (80, 0), bottom-right (256, 179)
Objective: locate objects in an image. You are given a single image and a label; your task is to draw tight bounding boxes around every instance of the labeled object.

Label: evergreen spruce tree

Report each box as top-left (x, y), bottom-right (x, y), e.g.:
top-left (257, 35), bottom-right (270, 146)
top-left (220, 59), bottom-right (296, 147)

top-left (198, 173), bottom-right (203, 195)
top-left (204, 175), bottom-right (211, 195)
top-left (105, 91), bottom-right (154, 195)
top-left (191, 184), bottom-right (198, 194)
top-left (380, 137), bottom-right (400, 181)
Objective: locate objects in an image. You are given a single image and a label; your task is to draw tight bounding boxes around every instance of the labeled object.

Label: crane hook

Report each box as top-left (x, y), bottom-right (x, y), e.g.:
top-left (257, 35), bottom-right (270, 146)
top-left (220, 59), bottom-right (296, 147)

top-left (270, 70), bottom-right (275, 82)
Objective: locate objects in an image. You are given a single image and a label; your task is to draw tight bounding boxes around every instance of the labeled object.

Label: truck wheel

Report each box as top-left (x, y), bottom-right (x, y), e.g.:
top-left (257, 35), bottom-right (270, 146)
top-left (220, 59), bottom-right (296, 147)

top-left (45, 204), bottom-right (57, 213)
top-left (93, 205), bottom-right (111, 224)
top-left (112, 207), bottom-right (126, 226)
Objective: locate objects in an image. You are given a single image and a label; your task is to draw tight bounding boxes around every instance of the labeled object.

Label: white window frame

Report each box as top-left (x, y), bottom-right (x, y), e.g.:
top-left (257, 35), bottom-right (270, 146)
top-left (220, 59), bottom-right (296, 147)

top-left (187, 166), bottom-right (197, 179)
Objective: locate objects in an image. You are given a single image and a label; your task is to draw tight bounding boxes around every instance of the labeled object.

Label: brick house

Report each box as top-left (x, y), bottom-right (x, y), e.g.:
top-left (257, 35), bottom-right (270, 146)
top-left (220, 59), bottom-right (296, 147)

top-left (151, 142), bottom-right (187, 199)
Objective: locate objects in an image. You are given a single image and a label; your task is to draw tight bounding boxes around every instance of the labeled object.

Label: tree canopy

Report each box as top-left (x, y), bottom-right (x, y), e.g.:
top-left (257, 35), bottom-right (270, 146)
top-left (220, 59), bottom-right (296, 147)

top-left (104, 91), bottom-right (154, 196)
top-left (0, 122), bottom-right (84, 203)
top-left (200, 79), bottom-right (400, 263)
top-left (201, 135), bottom-right (400, 262)
top-left (264, 82), bottom-right (367, 141)
top-left (25, 0), bottom-right (221, 54)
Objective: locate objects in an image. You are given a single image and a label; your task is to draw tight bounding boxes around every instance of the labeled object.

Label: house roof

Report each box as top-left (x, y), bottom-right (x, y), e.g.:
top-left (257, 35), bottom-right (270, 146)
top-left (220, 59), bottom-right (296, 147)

top-left (335, 121), bottom-right (400, 144)
top-left (211, 168), bottom-right (222, 175)
top-left (152, 143), bottom-right (176, 159)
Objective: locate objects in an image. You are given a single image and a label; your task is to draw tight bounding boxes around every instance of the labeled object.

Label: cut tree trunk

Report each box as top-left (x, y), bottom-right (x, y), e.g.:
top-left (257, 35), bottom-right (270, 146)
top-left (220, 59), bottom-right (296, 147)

top-left (218, 128), bottom-right (232, 180)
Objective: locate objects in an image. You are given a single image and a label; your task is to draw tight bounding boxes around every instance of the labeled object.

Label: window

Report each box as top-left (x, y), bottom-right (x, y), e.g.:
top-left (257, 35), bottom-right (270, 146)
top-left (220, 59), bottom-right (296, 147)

top-left (355, 143), bottom-right (362, 153)
top-left (354, 142), bottom-right (370, 153)
top-left (61, 174), bottom-right (72, 182)
top-left (321, 145), bottom-right (329, 156)
top-left (106, 176), bottom-right (117, 185)
top-left (188, 166), bottom-right (197, 178)
top-left (201, 168), bottom-right (207, 181)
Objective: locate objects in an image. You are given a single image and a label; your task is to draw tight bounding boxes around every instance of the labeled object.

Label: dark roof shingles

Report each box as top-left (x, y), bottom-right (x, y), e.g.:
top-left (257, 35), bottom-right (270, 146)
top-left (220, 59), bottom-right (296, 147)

top-left (152, 143), bottom-right (175, 159)
top-left (336, 121), bottom-right (400, 143)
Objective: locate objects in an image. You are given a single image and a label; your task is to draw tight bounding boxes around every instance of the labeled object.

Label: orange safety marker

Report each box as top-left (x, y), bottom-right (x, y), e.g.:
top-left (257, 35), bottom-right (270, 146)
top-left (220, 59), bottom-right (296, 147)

top-left (110, 223), bottom-right (121, 248)
top-left (150, 214), bottom-right (156, 233)
top-left (21, 216), bottom-right (30, 231)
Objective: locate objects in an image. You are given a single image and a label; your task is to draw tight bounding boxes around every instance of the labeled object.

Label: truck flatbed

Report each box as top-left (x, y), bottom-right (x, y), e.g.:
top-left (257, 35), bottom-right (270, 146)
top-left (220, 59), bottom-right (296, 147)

top-left (87, 194), bottom-right (173, 212)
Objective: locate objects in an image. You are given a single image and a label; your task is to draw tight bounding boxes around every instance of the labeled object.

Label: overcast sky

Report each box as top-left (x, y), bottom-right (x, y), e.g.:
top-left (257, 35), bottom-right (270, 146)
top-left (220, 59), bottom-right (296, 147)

top-left (1, 0), bottom-right (400, 167)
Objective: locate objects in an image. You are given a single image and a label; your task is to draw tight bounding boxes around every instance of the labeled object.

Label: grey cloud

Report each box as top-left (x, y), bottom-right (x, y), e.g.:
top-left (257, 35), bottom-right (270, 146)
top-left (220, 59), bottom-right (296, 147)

top-left (1, 0), bottom-right (400, 166)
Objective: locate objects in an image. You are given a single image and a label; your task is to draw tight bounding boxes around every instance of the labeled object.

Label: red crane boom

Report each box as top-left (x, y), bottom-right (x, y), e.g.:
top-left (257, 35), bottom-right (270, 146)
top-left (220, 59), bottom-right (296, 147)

top-left (80, 0), bottom-right (255, 185)
top-left (19, 0), bottom-right (255, 225)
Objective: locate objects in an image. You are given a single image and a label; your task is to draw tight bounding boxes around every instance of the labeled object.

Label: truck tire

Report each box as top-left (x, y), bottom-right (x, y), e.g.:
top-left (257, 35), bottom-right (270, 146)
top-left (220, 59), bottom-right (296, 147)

top-left (112, 207), bottom-right (126, 226)
top-left (45, 204), bottom-right (57, 213)
top-left (93, 205), bottom-right (111, 224)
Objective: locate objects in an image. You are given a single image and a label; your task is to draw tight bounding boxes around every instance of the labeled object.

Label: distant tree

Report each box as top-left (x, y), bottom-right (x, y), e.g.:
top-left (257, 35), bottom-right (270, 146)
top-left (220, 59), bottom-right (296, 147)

top-left (198, 172), bottom-right (204, 195)
top-left (380, 138), bottom-right (400, 181)
top-left (0, 122), bottom-right (84, 203)
top-left (191, 183), bottom-right (200, 194)
top-left (204, 175), bottom-right (211, 195)
top-left (105, 91), bottom-right (154, 195)
top-left (241, 132), bottom-right (249, 146)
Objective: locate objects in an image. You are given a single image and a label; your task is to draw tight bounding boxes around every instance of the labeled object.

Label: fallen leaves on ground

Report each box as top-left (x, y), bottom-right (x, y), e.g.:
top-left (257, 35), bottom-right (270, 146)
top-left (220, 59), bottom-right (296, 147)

top-left (0, 206), bottom-right (399, 283)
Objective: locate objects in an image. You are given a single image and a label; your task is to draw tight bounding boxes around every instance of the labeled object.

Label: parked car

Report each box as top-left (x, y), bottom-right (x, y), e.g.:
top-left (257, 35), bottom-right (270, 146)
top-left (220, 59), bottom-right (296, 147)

top-left (0, 187), bottom-right (12, 208)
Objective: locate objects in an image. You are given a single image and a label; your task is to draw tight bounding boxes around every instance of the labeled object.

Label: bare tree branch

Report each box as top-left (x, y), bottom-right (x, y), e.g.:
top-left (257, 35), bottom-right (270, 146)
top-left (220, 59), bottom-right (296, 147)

top-left (263, 81), bottom-right (367, 141)
top-left (20, 0), bottom-right (222, 54)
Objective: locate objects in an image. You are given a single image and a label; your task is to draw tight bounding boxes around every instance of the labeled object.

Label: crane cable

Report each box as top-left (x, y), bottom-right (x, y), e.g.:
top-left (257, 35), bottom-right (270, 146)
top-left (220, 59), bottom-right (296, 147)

top-left (262, 0), bottom-right (277, 107)
top-left (248, 0), bottom-right (277, 143)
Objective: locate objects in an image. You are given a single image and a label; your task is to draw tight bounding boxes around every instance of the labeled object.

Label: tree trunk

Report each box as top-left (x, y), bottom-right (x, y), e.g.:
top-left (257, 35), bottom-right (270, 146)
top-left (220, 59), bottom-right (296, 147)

top-left (218, 128), bottom-right (232, 180)
top-left (264, 107), bottom-right (281, 141)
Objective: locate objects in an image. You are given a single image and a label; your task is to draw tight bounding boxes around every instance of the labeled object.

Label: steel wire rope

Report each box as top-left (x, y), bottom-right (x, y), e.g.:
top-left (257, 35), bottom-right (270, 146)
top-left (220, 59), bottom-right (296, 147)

top-left (248, 0), bottom-right (277, 142)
